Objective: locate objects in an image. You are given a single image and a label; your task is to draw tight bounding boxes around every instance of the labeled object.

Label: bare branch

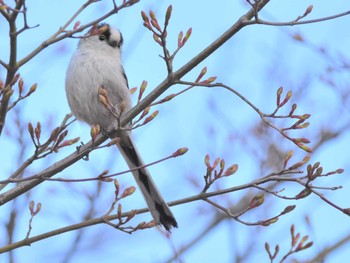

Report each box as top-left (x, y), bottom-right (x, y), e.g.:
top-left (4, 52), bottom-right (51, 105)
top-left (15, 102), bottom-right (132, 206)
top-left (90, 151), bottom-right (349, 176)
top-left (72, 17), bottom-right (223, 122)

top-left (175, 80), bottom-right (311, 152)
top-left (0, 175), bottom-right (298, 253)
top-left (0, 114), bottom-right (74, 191)
top-left (0, 164), bottom-right (338, 253)
top-left (12, 0), bottom-right (39, 37)
top-left (0, 147), bottom-right (187, 184)
top-left (121, 0), bottom-right (271, 127)
top-left (0, 59), bottom-right (8, 69)
top-left (0, 0), bottom-right (139, 136)
top-left (243, 9), bottom-right (350, 26)
top-left (0, 0), bottom-right (271, 205)
top-left (17, 0), bottom-right (140, 68)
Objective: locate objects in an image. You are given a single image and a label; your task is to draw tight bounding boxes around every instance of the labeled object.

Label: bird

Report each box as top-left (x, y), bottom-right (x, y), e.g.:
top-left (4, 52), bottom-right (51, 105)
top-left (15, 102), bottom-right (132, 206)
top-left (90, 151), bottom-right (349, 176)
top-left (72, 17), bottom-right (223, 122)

top-left (65, 23), bottom-right (178, 231)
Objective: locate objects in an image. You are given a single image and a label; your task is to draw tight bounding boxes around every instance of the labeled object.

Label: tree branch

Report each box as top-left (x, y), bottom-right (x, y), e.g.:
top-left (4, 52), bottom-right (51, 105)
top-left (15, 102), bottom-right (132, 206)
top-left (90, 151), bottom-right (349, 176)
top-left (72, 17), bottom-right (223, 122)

top-left (0, 173), bottom-right (303, 253)
top-left (0, 134), bottom-right (105, 205)
top-left (244, 9), bottom-right (350, 26)
top-left (0, 59), bottom-right (8, 69)
top-left (0, 0), bottom-right (140, 136)
top-left (120, 0), bottom-right (270, 127)
top-left (17, 0), bottom-right (140, 68)
top-left (0, 157), bottom-right (344, 252)
top-left (0, 0), bottom-right (271, 205)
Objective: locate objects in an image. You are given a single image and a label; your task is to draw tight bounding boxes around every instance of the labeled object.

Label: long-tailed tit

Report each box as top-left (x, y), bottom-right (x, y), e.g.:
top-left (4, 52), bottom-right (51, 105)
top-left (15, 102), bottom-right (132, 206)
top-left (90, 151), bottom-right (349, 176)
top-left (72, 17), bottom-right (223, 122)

top-left (65, 24), bottom-right (177, 231)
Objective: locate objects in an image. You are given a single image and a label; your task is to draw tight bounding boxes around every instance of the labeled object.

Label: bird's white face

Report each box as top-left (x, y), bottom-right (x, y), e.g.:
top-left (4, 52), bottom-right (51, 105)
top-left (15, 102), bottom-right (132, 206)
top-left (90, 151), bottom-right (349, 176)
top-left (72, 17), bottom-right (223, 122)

top-left (79, 23), bottom-right (123, 51)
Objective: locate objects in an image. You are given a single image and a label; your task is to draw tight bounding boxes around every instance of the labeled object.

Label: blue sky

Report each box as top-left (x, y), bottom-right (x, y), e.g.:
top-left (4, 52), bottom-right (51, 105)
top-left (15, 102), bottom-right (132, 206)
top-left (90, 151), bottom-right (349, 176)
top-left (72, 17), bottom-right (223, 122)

top-left (1, 0), bottom-right (350, 262)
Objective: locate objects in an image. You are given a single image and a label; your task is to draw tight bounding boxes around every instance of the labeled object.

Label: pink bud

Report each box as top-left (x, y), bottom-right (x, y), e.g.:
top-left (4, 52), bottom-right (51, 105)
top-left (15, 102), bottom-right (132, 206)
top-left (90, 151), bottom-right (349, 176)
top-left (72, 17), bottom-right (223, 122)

top-left (73, 21), bottom-right (81, 30)
top-left (304, 5), bottom-right (313, 16)
top-left (172, 147), bottom-right (189, 157)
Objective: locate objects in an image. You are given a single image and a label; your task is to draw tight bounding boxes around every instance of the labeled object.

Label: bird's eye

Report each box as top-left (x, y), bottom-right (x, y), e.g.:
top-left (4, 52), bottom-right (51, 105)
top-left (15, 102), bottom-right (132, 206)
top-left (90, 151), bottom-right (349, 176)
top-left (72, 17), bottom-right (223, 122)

top-left (99, 35), bottom-right (106, 41)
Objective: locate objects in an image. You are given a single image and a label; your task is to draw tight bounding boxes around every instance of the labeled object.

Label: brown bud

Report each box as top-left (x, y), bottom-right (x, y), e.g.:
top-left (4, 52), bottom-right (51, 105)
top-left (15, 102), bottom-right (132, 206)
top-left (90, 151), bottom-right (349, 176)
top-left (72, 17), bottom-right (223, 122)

top-left (153, 33), bottom-right (162, 46)
top-left (114, 178), bottom-right (120, 196)
top-left (10, 73), bottom-right (20, 86)
top-left (212, 157), bottom-right (220, 169)
top-left (289, 103), bottom-right (297, 115)
top-left (295, 188), bottom-right (311, 199)
top-left (195, 67), bottom-right (207, 82)
top-left (129, 87), bottom-right (137, 95)
top-left (121, 186), bottom-right (136, 198)
top-left (90, 124), bottom-right (100, 141)
top-left (49, 127), bottom-right (60, 141)
top-left (261, 217), bottom-right (278, 226)
top-left (281, 205), bottom-right (296, 215)
top-left (34, 202), bottom-right (42, 215)
top-left (99, 94), bottom-right (108, 107)
top-left (178, 31), bottom-right (183, 48)
top-left (204, 154), bottom-right (210, 168)
top-left (283, 150), bottom-right (293, 168)
top-left (300, 113), bottom-right (311, 120)
top-left (161, 94), bottom-right (176, 103)
top-left (249, 194), bottom-right (264, 209)
top-left (293, 33), bottom-right (304, 42)
top-left (138, 80), bottom-right (147, 101)
top-left (18, 78), bottom-right (24, 94)
top-left (223, 164), bottom-right (238, 176)
top-left (28, 122), bottom-right (34, 139)
top-left (304, 5), bottom-right (313, 16)
top-left (165, 5), bottom-right (172, 24)
top-left (336, 168), bottom-right (344, 174)
top-left (265, 242), bottom-right (270, 253)
top-left (172, 147), bottom-right (188, 157)
top-left (150, 18), bottom-right (161, 32)
top-left (297, 143), bottom-right (312, 153)
top-left (288, 155), bottom-right (310, 170)
top-left (29, 200), bottom-right (35, 213)
top-left (181, 27), bottom-right (192, 47)
top-left (200, 76), bottom-right (217, 84)
top-left (141, 11), bottom-right (149, 23)
top-left (149, 10), bottom-right (156, 20)
top-left (28, 83), bottom-right (37, 95)
top-left (276, 87), bottom-right (283, 106)
top-left (73, 21), bottom-right (81, 30)
top-left (125, 210), bottom-right (137, 222)
top-left (119, 100), bottom-right (126, 113)
top-left (35, 122), bottom-right (41, 140)
top-left (58, 137), bottom-right (80, 149)
top-left (142, 110), bottom-right (159, 125)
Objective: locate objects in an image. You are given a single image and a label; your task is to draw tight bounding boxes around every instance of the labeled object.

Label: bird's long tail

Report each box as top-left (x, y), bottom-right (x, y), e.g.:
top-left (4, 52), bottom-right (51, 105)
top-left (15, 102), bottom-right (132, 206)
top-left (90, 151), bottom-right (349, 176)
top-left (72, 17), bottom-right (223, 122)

top-left (117, 133), bottom-right (178, 231)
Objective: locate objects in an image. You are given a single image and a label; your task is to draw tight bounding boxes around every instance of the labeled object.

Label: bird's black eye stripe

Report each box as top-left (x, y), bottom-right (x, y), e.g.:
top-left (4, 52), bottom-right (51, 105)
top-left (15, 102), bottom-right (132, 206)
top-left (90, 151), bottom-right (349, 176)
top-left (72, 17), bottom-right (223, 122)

top-left (96, 23), bottom-right (123, 48)
top-left (98, 26), bottom-right (111, 42)
top-left (119, 33), bottom-right (123, 47)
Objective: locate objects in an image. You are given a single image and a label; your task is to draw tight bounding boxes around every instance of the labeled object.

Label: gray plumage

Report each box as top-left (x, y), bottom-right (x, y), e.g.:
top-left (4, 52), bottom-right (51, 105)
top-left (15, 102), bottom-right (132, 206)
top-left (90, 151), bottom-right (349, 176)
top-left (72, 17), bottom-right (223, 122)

top-left (65, 24), bottom-right (177, 231)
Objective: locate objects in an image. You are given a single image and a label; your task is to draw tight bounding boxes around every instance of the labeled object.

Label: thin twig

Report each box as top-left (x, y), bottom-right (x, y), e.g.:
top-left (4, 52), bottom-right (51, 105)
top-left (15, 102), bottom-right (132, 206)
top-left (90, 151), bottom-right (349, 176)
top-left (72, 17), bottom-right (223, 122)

top-left (175, 80), bottom-right (310, 151)
top-left (17, 0), bottom-right (139, 68)
top-left (121, 0), bottom-right (271, 128)
top-left (0, 173), bottom-right (300, 253)
top-left (0, 162), bottom-right (345, 253)
top-left (0, 59), bottom-right (8, 69)
top-left (0, 114), bottom-right (74, 191)
top-left (0, 0), bottom-right (271, 206)
top-left (13, 0), bottom-right (39, 36)
top-left (243, 9), bottom-right (350, 26)
top-left (0, 147), bottom-right (182, 184)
